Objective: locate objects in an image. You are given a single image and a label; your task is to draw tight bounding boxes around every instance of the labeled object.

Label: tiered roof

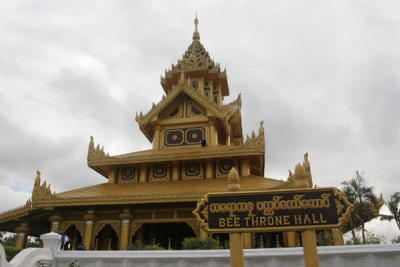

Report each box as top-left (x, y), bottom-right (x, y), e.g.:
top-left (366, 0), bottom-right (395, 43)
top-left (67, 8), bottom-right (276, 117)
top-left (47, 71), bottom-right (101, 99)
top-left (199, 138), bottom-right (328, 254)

top-left (161, 16), bottom-right (229, 96)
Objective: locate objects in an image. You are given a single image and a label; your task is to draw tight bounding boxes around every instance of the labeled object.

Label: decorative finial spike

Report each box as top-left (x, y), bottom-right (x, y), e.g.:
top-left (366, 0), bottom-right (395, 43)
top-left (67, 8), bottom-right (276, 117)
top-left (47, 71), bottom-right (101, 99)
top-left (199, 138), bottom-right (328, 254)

top-left (35, 170), bottom-right (41, 185)
top-left (228, 167), bottom-right (241, 191)
top-left (193, 13), bottom-right (200, 41)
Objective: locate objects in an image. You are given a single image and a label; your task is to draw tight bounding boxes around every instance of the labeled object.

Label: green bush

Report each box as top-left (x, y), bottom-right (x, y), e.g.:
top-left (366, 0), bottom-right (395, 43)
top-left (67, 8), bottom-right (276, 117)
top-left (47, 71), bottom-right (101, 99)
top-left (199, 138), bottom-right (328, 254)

top-left (4, 246), bottom-right (22, 261)
top-left (182, 237), bottom-right (221, 250)
top-left (142, 243), bottom-right (166, 250)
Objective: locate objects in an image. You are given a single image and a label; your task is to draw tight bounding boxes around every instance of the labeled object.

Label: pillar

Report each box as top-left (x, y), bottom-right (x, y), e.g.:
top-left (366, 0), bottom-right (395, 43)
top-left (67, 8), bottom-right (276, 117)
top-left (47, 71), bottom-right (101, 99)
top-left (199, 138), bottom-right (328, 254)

top-left (217, 84), bottom-right (222, 105)
top-left (49, 215), bottom-right (62, 231)
top-left (139, 165), bottom-right (148, 183)
top-left (172, 161), bottom-right (180, 181)
top-left (243, 233), bottom-right (253, 248)
top-left (199, 226), bottom-right (208, 241)
top-left (15, 223), bottom-right (29, 249)
top-left (301, 230), bottom-right (320, 267)
top-left (226, 135), bottom-right (231, 146)
top-left (205, 160), bottom-right (214, 179)
top-left (209, 121), bottom-right (217, 146)
top-left (152, 126), bottom-right (161, 150)
top-left (119, 209), bottom-right (132, 250)
top-left (239, 158), bottom-right (250, 177)
top-left (286, 231), bottom-right (297, 247)
top-left (332, 228), bottom-right (344, 246)
top-left (83, 210), bottom-right (96, 250)
top-left (108, 168), bottom-right (117, 184)
top-left (230, 233), bottom-right (244, 267)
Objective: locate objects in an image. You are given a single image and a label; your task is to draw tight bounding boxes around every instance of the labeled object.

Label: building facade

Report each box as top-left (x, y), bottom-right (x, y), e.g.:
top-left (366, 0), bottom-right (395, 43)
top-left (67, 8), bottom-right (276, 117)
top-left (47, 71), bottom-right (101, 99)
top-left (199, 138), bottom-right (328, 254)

top-left (0, 18), bottom-right (349, 250)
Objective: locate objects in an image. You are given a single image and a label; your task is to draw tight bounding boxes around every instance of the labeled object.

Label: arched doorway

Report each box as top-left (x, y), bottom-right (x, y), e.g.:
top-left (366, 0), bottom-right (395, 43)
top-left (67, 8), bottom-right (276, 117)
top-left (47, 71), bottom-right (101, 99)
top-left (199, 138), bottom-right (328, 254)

top-left (64, 225), bottom-right (83, 250)
top-left (134, 222), bottom-right (196, 249)
top-left (94, 224), bottom-right (119, 250)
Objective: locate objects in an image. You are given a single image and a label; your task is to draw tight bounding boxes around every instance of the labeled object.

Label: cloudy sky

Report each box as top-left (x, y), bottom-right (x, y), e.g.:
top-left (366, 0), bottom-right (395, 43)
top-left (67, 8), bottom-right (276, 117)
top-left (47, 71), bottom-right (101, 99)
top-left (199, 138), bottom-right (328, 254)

top-left (0, 0), bottom-right (399, 241)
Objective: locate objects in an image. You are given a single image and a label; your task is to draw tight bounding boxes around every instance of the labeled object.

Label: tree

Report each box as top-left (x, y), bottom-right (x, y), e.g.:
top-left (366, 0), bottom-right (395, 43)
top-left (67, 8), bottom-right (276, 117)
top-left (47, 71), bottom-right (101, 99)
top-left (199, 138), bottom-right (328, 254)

top-left (1, 234), bottom-right (17, 247)
top-left (346, 232), bottom-right (385, 245)
top-left (380, 192), bottom-right (400, 231)
top-left (391, 235), bottom-right (400, 244)
top-left (341, 171), bottom-right (381, 243)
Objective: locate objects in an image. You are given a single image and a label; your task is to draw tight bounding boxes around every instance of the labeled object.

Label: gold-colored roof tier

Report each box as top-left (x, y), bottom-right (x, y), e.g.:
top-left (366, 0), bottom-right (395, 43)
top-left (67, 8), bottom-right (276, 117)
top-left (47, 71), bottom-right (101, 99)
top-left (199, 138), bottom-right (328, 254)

top-left (87, 122), bottom-right (265, 178)
top-left (90, 137), bottom-right (263, 166)
top-left (33, 176), bottom-right (287, 208)
top-left (161, 17), bottom-right (229, 96)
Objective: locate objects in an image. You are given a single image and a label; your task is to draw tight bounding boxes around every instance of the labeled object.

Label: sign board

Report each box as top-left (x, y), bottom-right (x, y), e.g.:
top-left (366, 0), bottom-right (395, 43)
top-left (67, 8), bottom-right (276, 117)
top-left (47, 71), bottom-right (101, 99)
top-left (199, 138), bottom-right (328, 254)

top-left (193, 187), bottom-right (352, 233)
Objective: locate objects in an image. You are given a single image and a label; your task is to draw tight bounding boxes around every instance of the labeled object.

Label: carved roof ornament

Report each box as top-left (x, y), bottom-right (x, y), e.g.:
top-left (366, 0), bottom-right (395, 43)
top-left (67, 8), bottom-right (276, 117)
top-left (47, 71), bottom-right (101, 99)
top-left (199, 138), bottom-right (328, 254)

top-left (228, 167), bottom-right (241, 191)
top-left (32, 170), bottom-right (56, 202)
top-left (287, 153), bottom-right (313, 188)
top-left (244, 121), bottom-right (265, 148)
top-left (87, 136), bottom-right (110, 162)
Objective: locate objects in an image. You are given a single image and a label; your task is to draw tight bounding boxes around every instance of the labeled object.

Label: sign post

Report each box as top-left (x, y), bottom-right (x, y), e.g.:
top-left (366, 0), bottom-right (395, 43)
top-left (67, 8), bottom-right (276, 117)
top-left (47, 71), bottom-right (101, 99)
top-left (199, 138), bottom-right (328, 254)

top-left (193, 169), bottom-right (352, 267)
top-left (302, 230), bottom-right (319, 267)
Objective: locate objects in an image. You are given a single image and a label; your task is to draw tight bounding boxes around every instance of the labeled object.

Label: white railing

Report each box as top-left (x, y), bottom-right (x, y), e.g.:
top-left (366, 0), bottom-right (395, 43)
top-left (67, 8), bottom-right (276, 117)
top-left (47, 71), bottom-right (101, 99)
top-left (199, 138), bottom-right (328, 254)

top-left (1, 233), bottom-right (399, 267)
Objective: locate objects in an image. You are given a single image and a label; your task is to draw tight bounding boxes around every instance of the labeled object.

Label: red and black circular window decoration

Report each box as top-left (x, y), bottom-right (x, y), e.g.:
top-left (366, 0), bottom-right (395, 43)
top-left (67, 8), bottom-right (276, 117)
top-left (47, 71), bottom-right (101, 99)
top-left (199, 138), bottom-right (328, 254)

top-left (152, 164), bottom-right (168, 179)
top-left (219, 159), bottom-right (235, 175)
top-left (121, 167), bottom-right (136, 180)
top-left (184, 161), bottom-right (201, 177)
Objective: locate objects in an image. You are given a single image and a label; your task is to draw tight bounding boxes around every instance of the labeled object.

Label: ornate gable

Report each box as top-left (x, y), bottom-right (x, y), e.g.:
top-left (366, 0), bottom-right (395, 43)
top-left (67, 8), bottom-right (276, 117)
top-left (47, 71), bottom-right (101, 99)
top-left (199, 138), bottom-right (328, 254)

top-left (135, 72), bottom-right (241, 143)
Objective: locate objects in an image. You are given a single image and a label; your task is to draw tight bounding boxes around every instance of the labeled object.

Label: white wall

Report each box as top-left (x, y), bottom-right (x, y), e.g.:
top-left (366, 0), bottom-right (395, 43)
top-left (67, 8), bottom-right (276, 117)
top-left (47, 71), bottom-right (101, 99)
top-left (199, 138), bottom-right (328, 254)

top-left (1, 233), bottom-right (399, 267)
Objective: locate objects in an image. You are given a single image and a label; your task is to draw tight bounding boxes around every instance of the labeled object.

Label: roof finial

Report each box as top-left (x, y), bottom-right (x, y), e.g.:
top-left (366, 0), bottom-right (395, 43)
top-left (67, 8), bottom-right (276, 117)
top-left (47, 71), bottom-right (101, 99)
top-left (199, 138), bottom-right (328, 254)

top-left (193, 13), bottom-right (200, 41)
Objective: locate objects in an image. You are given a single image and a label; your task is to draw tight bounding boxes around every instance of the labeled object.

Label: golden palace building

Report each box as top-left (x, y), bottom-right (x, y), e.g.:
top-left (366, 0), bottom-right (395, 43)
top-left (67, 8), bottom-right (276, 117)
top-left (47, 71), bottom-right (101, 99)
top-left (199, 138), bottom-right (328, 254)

top-left (0, 18), bottom-right (350, 250)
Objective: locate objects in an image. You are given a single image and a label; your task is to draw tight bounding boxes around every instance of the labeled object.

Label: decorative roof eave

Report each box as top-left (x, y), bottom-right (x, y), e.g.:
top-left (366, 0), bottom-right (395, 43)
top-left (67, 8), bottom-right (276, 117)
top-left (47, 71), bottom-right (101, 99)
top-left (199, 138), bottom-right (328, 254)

top-left (32, 194), bottom-right (209, 208)
top-left (0, 202), bottom-right (33, 224)
top-left (89, 144), bottom-right (265, 168)
top-left (88, 119), bottom-right (264, 172)
top-left (136, 75), bottom-right (240, 141)
top-left (161, 69), bottom-right (229, 96)
top-left (31, 177), bottom-right (289, 208)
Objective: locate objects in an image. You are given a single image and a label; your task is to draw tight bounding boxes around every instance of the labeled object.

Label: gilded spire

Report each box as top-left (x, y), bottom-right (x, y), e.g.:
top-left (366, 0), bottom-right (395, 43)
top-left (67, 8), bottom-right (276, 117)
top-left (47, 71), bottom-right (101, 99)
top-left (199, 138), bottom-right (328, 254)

top-left (193, 13), bottom-right (200, 41)
top-left (161, 15), bottom-right (229, 96)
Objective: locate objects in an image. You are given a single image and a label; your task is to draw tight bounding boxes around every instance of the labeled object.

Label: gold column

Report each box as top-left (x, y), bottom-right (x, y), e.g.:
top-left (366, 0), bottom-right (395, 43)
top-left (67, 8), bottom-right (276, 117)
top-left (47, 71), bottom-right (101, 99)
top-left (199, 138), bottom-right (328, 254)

top-left (243, 233), bottom-right (253, 248)
top-left (152, 126), bottom-right (161, 150)
top-left (139, 165), bottom-right (148, 183)
top-left (217, 84), bottom-right (222, 105)
top-left (230, 233), bottom-right (244, 267)
top-left (108, 168), bottom-right (117, 184)
top-left (301, 230), bottom-right (320, 267)
top-left (205, 160), bottom-right (214, 179)
top-left (172, 161), bottom-right (180, 181)
top-left (332, 228), bottom-right (344, 246)
top-left (49, 215), bottom-right (62, 231)
top-left (15, 223), bottom-right (29, 249)
top-left (209, 121), bottom-right (217, 146)
top-left (239, 158), bottom-right (250, 177)
top-left (83, 210), bottom-right (96, 250)
top-left (286, 231), bottom-right (297, 247)
top-left (226, 135), bottom-right (231, 146)
top-left (199, 226), bottom-right (208, 241)
top-left (119, 210), bottom-right (132, 250)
